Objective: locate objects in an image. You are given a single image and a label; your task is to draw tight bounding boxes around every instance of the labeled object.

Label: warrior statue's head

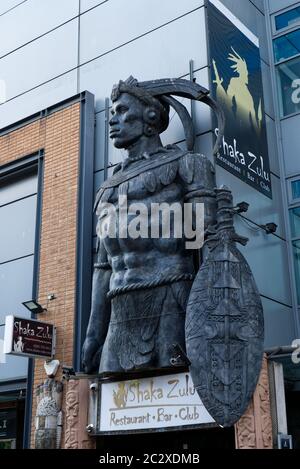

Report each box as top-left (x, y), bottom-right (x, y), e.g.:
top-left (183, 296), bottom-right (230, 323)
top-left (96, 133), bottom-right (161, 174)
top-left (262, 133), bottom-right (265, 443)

top-left (110, 76), bottom-right (170, 149)
top-left (109, 76), bottom-right (224, 154)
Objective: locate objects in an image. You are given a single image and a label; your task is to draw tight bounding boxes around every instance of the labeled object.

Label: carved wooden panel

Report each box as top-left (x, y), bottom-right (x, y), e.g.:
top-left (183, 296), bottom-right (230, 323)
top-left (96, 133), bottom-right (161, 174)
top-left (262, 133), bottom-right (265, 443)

top-left (235, 355), bottom-right (273, 449)
top-left (64, 379), bottom-right (95, 449)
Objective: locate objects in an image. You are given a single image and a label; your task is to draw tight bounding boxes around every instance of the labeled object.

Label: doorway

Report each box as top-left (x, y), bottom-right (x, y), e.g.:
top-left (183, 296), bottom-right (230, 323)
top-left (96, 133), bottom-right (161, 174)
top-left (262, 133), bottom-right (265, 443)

top-left (97, 426), bottom-right (235, 451)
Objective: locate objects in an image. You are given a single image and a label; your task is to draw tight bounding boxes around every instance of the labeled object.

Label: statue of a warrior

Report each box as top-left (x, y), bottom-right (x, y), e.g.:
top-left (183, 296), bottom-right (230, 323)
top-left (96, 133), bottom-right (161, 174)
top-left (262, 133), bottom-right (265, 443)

top-left (82, 76), bottom-right (264, 427)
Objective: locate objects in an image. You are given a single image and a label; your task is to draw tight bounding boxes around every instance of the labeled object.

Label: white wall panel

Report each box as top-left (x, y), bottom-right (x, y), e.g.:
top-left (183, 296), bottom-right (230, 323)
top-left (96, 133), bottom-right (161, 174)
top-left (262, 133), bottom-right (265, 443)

top-left (80, 0), bottom-right (108, 13)
top-left (0, 70), bottom-right (77, 129)
top-left (80, 9), bottom-right (208, 112)
top-left (268, 0), bottom-right (297, 14)
top-left (263, 297), bottom-right (295, 348)
top-left (0, 19), bottom-right (78, 103)
top-left (80, 0), bottom-right (204, 64)
top-left (233, 207), bottom-right (291, 306)
top-left (0, 0), bottom-right (79, 57)
top-left (0, 0), bottom-right (23, 15)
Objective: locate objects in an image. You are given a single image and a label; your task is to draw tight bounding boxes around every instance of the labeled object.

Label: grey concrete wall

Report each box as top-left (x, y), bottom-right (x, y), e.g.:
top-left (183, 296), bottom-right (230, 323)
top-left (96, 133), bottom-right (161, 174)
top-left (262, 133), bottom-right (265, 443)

top-left (0, 0), bottom-right (296, 347)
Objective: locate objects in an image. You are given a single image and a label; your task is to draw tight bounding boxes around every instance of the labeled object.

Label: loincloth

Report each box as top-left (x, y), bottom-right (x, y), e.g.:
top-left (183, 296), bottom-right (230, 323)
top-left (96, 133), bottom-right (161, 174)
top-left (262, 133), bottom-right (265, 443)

top-left (100, 280), bottom-right (193, 372)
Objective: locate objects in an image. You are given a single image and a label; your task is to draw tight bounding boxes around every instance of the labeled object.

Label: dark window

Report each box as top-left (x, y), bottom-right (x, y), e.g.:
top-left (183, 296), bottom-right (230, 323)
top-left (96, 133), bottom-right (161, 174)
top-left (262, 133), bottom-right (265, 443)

top-left (276, 56), bottom-right (300, 116)
top-left (274, 29), bottom-right (300, 62)
top-left (290, 207), bottom-right (300, 238)
top-left (292, 239), bottom-right (300, 304)
top-left (291, 179), bottom-right (300, 200)
top-left (275, 7), bottom-right (300, 31)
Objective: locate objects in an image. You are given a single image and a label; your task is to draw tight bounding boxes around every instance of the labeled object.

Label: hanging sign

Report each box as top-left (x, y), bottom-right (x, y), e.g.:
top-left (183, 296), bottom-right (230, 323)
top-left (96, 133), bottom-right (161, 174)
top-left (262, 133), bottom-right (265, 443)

top-left (207, 0), bottom-right (272, 198)
top-left (3, 315), bottom-right (55, 359)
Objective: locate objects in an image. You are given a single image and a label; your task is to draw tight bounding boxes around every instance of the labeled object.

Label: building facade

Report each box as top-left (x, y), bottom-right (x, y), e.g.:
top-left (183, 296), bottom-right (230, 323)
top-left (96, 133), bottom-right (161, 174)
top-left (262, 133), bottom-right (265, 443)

top-left (0, 0), bottom-right (299, 449)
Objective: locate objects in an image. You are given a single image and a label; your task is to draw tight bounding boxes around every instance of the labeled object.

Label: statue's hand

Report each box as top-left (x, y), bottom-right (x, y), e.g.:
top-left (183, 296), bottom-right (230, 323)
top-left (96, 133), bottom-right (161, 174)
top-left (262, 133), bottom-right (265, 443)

top-left (81, 336), bottom-right (102, 374)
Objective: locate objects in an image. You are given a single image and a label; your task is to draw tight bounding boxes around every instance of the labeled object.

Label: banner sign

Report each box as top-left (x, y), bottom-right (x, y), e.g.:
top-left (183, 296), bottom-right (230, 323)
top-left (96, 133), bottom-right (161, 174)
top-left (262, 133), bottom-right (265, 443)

top-left (99, 372), bottom-right (214, 433)
top-left (207, 0), bottom-right (272, 198)
top-left (4, 315), bottom-right (55, 359)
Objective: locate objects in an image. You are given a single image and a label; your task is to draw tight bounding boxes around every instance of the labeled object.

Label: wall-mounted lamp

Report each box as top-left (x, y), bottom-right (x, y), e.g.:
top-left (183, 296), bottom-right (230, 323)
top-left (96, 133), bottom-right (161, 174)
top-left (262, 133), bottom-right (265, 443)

top-left (234, 201), bottom-right (249, 214)
top-left (22, 300), bottom-right (47, 314)
top-left (261, 222), bottom-right (278, 234)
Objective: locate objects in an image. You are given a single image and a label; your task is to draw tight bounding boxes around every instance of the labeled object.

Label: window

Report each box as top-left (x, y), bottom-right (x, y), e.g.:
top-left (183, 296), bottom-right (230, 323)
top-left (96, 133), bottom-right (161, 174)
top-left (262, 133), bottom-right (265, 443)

top-left (292, 240), bottom-right (300, 304)
top-left (274, 31), bottom-right (300, 116)
top-left (290, 207), bottom-right (300, 238)
top-left (274, 29), bottom-right (300, 62)
top-left (289, 177), bottom-right (300, 304)
top-left (292, 179), bottom-right (300, 200)
top-left (276, 56), bottom-right (300, 116)
top-left (275, 7), bottom-right (300, 31)
top-left (273, 7), bottom-right (300, 117)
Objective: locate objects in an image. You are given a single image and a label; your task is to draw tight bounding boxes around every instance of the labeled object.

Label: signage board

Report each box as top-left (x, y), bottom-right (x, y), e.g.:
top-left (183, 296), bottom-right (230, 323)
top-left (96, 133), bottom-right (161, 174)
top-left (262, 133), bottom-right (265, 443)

top-left (98, 372), bottom-right (215, 433)
top-left (207, 0), bottom-right (272, 198)
top-left (4, 315), bottom-right (55, 359)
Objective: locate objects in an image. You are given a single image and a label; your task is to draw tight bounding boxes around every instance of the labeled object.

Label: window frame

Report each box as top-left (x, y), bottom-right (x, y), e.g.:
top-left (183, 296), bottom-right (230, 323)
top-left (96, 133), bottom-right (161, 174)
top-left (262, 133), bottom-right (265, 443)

top-left (272, 4), bottom-right (300, 36)
top-left (287, 174), bottom-right (300, 305)
top-left (287, 175), bottom-right (300, 205)
top-left (274, 34), bottom-right (300, 117)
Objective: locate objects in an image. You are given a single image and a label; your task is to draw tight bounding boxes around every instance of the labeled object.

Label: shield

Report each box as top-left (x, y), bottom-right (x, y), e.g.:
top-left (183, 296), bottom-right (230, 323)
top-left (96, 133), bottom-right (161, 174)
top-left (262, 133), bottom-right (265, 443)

top-left (185, 187), bottom-right (264, 427)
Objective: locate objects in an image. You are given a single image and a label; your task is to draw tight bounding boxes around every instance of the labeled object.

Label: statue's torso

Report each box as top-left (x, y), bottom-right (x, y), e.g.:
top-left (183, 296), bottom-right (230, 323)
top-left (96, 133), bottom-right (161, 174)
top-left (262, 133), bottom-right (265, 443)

top-left (95, 147), bottom-right (215, 293)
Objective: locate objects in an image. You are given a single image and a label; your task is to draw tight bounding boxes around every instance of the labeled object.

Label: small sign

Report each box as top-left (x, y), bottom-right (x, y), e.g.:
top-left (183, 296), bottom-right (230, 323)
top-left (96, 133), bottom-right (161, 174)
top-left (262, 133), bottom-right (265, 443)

top-left (4, 315), bottom-right (56, 359)
top-left (99, 372), bottom-right (215, 433)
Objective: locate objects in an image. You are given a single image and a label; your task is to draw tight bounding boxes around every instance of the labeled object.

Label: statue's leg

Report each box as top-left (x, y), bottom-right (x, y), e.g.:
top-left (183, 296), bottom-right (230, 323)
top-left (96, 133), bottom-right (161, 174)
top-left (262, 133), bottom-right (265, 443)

top-left (99, 325), bottom-right (123, 373)
top-left (156, 280), bottom-right (192, 368)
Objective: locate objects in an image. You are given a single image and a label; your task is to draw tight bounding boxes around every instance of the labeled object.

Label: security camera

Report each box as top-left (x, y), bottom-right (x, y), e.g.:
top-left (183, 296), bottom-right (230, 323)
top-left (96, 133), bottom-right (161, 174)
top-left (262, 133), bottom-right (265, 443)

top-left (86, 424), bottom-right (94, 434)
top-left (90, 382), bottom-right (98, 392)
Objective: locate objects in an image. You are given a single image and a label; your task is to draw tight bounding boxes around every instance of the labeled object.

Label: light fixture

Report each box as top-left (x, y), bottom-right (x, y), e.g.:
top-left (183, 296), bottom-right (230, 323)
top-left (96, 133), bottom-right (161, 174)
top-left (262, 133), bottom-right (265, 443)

top-left (234, 201), bottom-right (249, 214)
top-left (22, 300), bottom-right (46, 314)
top-left (262, 222), bottom-right (278, 234)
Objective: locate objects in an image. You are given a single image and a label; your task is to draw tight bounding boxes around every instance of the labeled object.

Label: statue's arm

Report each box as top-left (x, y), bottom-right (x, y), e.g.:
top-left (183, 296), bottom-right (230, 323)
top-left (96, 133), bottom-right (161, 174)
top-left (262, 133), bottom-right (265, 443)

top-left (181, 153), bottom-right (217, 233)
top-left (82, 240), bottom-right (111, 373)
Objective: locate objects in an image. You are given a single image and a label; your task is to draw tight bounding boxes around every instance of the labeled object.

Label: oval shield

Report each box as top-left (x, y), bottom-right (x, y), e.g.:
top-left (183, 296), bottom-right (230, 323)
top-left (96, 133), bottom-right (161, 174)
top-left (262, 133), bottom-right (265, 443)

top-left (186, 222), bottom-right (264, 428)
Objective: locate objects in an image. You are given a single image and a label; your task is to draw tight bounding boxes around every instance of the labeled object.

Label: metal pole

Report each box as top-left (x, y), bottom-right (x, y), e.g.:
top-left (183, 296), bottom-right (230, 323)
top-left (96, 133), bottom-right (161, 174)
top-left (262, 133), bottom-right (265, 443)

top-left (189, 59), bottom-right (196, 152)
top-left (104, 98), bottom-right (110, 180)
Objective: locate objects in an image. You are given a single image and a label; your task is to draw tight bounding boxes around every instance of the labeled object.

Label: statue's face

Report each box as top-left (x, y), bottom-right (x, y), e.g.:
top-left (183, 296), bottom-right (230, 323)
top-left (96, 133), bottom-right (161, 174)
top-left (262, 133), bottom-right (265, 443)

top-left (109, 93), bottom-right (144, 149)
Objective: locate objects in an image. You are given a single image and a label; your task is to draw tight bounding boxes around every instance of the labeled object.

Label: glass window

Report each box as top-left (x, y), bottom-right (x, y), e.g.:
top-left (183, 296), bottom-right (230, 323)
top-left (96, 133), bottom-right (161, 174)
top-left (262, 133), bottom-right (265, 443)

top-left (290, 207), bottom-right (300, 238)
top-left (275, 7), bottom-right (300, 31)
top-left (292, 240), bottom-right (300, 304)
top-left (276, 56), bottom-right (300, 116)
top-left (0, 256), bottom-right (33, 323)
top-left (292, 179), bottom-right (300, 200)
top-left (274, 29), bottom-right (300, 62)
top-left (0, 195), bottom-right (37, 264)
top-left (0, 173), bottom-right (37, 207)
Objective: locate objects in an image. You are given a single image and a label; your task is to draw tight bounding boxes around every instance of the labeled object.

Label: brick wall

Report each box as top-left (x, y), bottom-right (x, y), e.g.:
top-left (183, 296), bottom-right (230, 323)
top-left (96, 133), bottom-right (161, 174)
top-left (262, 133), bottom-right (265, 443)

top-left (0, 101), bottom-right (81, 447)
